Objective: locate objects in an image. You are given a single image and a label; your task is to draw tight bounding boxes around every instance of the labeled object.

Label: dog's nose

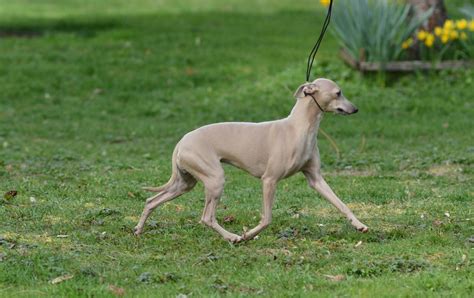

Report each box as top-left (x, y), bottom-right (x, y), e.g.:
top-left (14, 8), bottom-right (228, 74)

top-left (353, 107), bottom-right (359, 114)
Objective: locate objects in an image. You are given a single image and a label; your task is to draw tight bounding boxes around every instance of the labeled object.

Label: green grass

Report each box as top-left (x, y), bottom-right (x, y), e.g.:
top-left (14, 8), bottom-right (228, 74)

top-left (0, 0), bottom-right (473, 297)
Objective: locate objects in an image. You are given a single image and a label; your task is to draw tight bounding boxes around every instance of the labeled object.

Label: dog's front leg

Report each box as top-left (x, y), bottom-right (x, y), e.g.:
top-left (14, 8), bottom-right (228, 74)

top-left (304, 168), bottom-right (368, 232)
top-left (242, 178), bottom-right (276, 240)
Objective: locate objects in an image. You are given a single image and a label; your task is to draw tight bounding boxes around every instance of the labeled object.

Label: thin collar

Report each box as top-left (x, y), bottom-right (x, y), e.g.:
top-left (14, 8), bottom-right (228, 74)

top-left (306, 93), bottom-right (325, 112)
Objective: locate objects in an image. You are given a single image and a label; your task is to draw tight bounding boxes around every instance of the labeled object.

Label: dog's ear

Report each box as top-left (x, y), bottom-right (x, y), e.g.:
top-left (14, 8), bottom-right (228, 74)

top-left (294, 83), bottom-right (319, 99)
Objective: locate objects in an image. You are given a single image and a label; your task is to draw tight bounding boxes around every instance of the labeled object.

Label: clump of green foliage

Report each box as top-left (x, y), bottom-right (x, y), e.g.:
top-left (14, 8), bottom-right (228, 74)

top-left (331, 0), bottom-right (432, 62)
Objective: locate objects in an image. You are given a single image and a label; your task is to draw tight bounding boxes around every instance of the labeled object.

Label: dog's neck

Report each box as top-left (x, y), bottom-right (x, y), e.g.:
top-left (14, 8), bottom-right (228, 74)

top-left (287, 96), bottom-right (323, 135)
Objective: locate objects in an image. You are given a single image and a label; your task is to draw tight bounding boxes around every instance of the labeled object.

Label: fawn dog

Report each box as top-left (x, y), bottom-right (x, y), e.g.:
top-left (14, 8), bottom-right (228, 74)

top-left (134, 78), bottom-right (368, 242)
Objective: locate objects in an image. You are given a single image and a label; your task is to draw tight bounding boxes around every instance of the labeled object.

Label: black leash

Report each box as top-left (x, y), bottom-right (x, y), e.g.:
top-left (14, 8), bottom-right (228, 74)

top-left (305, 0), bottom-right (334, 82)
top-left (308, 94), bottom-right (325, 112)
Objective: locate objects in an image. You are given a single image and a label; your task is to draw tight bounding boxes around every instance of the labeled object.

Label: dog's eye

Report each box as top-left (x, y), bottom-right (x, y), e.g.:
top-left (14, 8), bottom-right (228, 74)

top-left (336, 91), bottom-right (342, 97)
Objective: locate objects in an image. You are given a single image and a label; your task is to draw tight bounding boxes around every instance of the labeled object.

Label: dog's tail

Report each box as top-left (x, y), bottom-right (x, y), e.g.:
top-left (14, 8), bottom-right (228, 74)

top-left (142, 145), bottom-right (180, 193)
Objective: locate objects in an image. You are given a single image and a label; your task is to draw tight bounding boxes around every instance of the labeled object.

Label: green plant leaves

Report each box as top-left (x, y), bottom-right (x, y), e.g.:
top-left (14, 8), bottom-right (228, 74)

top-left (332, 0), bottom-right (433, 63)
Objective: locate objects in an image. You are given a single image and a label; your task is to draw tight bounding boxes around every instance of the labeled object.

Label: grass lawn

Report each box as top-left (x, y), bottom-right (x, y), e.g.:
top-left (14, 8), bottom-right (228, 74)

top-left (0, 0), bottom-right (473, 296)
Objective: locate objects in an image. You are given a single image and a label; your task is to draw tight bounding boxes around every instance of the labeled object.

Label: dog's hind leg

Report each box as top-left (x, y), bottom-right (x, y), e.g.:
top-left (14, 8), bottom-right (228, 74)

top-left (134, 172), bottom-right (196, 235)
top-left (191, 166), bottom-right (242, 243)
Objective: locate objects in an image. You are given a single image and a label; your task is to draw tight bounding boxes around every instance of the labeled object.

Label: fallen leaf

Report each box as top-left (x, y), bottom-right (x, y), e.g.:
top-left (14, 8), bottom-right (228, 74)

top-left (127, 192), bottom-right (135, 198)
top-left (432, 219), bottom-right (443, 226)
top-left (185, 67), bottom-right (195, 76)
top-left (324, 274), bottom-right (345, 282)
top-left (50, 274), bottom-right (74, 284)
top-left (354, 240), bottom-right (363, 248)
top-left (56, 235), bottom-right (69, 238)
top-left (29, 197), bottom-right (37, 203)
top-left (3, 190), bottom-right (17, 200)
top-left (444, 212), bottom-right (450, 218)
top-left (108, 284), bottom-right (125, 296)
top-left (92, 88), bottom-right (103, 96)
top-left (84, 202), bottom-right (95, 208)
top-left (223, 215), bottom-right (235, 223)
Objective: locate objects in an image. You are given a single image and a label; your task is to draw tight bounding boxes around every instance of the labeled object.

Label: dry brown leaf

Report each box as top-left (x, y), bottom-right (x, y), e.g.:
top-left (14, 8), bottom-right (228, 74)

top-left (324, 274), bottom-right (345, 282)
top-left (108, 284), bottom-right (125, 296)
top-left (223, 215), bottom-right (235, 223)
top-left (3, 190), bottom-right (17, 200)
top-left (50, 274), bottom-right (74, 284)
top-left (185, 67), bottom-right (195, 76)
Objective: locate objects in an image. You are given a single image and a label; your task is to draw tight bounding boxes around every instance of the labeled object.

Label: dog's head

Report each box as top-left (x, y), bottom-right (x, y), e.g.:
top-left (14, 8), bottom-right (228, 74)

top-left (294, 78), bottom-right (358, 115)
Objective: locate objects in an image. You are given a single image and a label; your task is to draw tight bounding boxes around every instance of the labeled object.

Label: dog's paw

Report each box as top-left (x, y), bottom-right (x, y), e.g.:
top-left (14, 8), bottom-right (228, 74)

top-left (226, 234), bottom-right (243, 244)
top-left (133, 226), bottom-right (143, 236)
top-left (356, 225), bottom-right (369, 233)
top-left (241, 232), bottom-right (253, 241)
top-left (349, 218), bottom-right (368, 233)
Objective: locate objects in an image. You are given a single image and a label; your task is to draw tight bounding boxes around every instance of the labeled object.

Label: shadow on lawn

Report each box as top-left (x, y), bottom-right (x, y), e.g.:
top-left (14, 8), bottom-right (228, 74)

top-left (0, 18), bottom-right (120, 38)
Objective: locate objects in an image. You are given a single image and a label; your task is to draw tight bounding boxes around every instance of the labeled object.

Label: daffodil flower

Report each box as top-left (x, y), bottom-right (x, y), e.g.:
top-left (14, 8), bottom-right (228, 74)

top-left (441, 34), bottom-right (449, 44)
top-left (469, 20), bottom-right (474, 32)
top-left (449, 30), bottom-right (459, 40)
top-left (401, 37), bottom-right (413, 50)
top-left (456, 19), bottom-right (467, 30)
top-left (320, 0), bottom-right (330, 7)
top-left (444, 20), bottom-right (454, 30)
top-left (424, 34), bottom-right (435, 47)
top-left (417, 30), bottom-right (427, 41)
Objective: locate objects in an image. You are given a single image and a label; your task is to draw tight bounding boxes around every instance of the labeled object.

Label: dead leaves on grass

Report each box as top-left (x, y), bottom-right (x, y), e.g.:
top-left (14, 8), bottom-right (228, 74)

top-left (3, 190), bottom-right (17, 201)
top-left (323, 274), bottom-right (346, 282)
top-left (50, 274), bottom-right (74, 284)
top-left (223, 215), bottom-right (235, 223)
top-left (428, 164), bottom-right (462, 177)
top-left (108, 284), bottom-right (125, 296)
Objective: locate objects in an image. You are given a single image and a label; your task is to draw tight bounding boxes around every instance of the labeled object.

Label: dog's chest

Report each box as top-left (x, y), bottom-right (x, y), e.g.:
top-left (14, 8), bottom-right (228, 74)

top-left (284, 135), bottom-right (317, 176)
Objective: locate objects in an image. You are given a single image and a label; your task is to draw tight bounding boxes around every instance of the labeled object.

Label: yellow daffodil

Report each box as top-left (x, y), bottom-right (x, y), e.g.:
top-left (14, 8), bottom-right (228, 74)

top-left (320, 0), bottom-right (330, 7)
top-left (444, 20), bottom-right (454, 30)
top-left (417, 30), bottom-right (427, 41)
top-left (425, 34), bottom-right (435, 47)
top-left (434, 26), bottom-right (443, 36)
top-left (456, 19), bottom-right (467, 30)
top-left (469, 20), bottom-right (474, 32)
top-left (450, 30), bottom-right (459, 40)
top-left (441, 34), bottom-right (449, 44)
top-left (460, 32), bottom-right (468, 41)
top-left (401, 38), bottom-right (413, 49)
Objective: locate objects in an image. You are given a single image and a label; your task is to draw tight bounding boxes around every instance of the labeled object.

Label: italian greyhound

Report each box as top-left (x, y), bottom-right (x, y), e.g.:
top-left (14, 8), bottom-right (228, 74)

top-left (134, 78), bottom-right (369, 242)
